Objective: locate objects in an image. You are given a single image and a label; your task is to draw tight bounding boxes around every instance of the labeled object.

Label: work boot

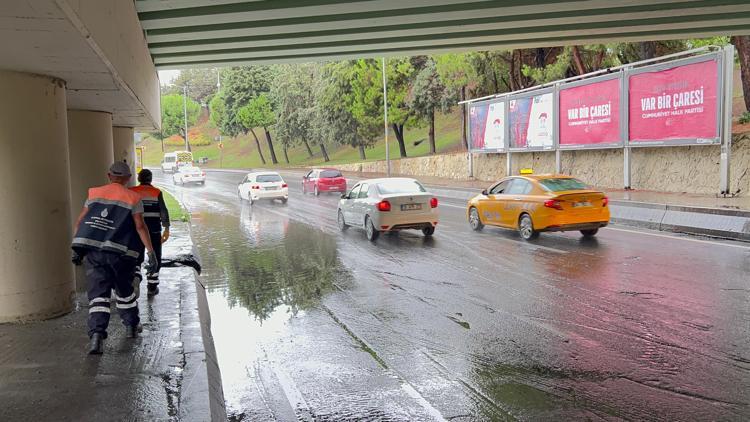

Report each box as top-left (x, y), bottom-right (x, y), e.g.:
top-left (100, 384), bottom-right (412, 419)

top-left (88, 333), bottom-right (104, 355)
top-left (147, 285), bottom-right (159, 297)
top-left (125, 324), bottom-right (143, 338)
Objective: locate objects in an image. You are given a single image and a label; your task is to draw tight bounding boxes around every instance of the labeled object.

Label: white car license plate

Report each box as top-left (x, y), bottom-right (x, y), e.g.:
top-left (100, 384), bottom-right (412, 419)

top-left (264, 186), bottom-right (277, 191)
top-left (401, 203), bottom-right (422, 211)
top-left (573, 201), bottom-right (592, 208)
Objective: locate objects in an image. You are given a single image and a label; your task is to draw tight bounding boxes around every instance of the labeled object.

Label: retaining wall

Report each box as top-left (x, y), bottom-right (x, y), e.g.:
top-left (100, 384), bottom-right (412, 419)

top-left (339, 135), bottom-right (750, 196)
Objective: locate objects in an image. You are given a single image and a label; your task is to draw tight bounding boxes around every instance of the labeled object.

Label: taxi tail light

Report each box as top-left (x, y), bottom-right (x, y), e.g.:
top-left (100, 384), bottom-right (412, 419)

top-left (377, 200), bottom-right (391, 212)
top-left (251, 185), bottom-right (260, 190)
top-left (282, 183), bottom-right (288, 188)
top-left (201, 172), bottom-right (206, 176)
top-left (544, 199), bottom-right (563, 210)
top-left (602, 196), bottom-right (609, 207)
top-left (430, 197), bottom-right (438, 208)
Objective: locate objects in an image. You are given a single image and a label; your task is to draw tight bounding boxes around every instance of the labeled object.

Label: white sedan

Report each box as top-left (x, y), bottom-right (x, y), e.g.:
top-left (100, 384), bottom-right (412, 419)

top-left (172, 165), bottom-right (206, 185)
top-left (238, 171), bottom-right (289, 204)
top-left (337, 177), bottom-right (439, 241)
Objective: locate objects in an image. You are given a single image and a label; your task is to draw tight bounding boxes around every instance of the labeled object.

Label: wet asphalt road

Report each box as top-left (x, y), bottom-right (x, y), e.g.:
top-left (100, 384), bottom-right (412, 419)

top-left (155, 169), bottom-right (750, 421)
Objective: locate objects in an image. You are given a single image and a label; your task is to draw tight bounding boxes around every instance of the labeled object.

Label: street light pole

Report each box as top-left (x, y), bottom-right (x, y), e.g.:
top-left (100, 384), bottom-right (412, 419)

top-left (182, 84), bottom-right (189, 151)
top-left (382, 57), bottom-right (391, 177)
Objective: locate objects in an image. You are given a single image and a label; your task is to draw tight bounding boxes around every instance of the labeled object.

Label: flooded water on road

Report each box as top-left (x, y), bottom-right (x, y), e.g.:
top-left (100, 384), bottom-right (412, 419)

top-left (160, 172), bottom-right (750, 421)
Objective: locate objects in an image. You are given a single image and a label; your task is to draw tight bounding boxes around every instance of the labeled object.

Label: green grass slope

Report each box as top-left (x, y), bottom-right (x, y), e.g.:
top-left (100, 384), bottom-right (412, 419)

top-left (140, 109), bottom-right (463, 169)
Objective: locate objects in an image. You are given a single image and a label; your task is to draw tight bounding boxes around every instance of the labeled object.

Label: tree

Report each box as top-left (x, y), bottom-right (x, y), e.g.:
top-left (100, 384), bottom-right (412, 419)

top-left (159, 94), bottom-right (200, 150)
top-left (347, 60), bottom-right (388, 158)
top-left (166, 68), bottom-right (219, 105)
top-left (271, 64), bottom-right (321, 162)
top-left (435, 53), bottom-right (477, 149)
top-left (238, 94), bottom-right (278, 164)
top-left (385, 58), bottom-right (418, 158)
top-left (731, 36), bottom-right (750, 113)
top-left (316, 62), bottom-right (367, 159)
top-left (219, 66), bottom-right (276, 137)
top-left (409, 59), bottom-right (449, 154)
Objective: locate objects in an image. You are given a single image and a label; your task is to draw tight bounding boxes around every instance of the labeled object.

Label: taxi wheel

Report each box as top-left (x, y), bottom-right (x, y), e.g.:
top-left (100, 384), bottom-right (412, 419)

top-left (518, 214), bottom-right (539, 241)
top-left (580, 228), bottom-right (599, 238)
top-left (422, 226), bottom-right (435, 237)
top-left (469, 207), bottom-right (484, 231)
top-left (337, 211), bottom-right (348, 231)
top-left (365, 216), bottom-right (379, 241)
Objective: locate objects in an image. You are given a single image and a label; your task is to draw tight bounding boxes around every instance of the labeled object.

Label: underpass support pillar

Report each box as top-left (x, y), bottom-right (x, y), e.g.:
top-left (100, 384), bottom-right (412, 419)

top-left (113, 126), bottom-right (136, 184)
top-left (0, 71), bottom-right (75, 322)
top-left (67, 110), bottom-right (114, 290)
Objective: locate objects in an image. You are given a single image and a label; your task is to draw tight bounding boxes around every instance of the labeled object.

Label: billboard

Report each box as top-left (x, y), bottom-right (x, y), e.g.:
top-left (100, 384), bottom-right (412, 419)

top-left (628, 59), bottom-right (719, 144)
top-left (469, 101), bottom-right (505, 152)
top-left (559, 77), bottom-right (621, 148)
top-left (509, 92), bottom-right (554, 149)
top-left (468, 102), bottom-right (489, 151)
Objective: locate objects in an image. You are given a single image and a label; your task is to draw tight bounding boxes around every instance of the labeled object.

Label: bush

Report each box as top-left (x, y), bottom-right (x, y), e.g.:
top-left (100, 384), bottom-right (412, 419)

top-left (163, 132), bottom-right (212, 147)
top-left (739, 111), bottom-right (750, 125)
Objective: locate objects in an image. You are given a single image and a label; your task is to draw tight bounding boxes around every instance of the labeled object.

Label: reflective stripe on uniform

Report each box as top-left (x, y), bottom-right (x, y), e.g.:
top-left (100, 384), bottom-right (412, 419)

top-left (116, 292), bottom-right (137, 302)
top-left (89, 306), bottom-right (111, 314)
top-left (89, 297), bottom-right (110, 305)
top-left (85, 197), bottom-right (136, 211)
top-left (147, 279), bottom-right (159, 284)
top-left (143, 212), bottom-right (161, 218)
top-left (116, 301), bottom-right (138, 309)
top-left (73, 237), bottom-right (128, 253)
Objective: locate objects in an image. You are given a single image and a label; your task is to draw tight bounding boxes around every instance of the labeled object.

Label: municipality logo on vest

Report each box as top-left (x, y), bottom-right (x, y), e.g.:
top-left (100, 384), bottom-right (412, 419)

top-left (101, 209), bottom-right (109, 218)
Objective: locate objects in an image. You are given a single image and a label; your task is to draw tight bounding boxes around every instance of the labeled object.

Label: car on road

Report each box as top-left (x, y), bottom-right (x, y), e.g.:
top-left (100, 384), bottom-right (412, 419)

top-left (238, 171), bottom-right (289, 205)
top-left (302, 168), bottom-right (347, 196)
top-left (338, 177), bottom-right (439, 241)
top-left (172, 165), bottom-right (206, 185)
top-left (467, 175), bottom-right (609, 240)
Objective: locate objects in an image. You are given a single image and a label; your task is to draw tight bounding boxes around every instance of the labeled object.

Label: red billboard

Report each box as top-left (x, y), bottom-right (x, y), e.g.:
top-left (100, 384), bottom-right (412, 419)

top-left (559, 78), bottom-right (620, 147)
top-left (628, 59), bottom-right (719, 143)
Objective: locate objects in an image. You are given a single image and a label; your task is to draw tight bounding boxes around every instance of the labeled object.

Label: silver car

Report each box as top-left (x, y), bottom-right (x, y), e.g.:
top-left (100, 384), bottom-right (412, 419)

top-left (337, 178), bottom-right (439, 241)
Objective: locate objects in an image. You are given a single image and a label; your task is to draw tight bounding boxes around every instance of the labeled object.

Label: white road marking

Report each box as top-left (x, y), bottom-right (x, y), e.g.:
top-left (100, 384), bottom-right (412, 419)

top-left (605, 226), bottom-right (750, 250)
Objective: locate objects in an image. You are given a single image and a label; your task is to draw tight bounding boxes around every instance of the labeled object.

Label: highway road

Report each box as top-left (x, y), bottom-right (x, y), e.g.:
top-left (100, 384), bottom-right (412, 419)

top-left (155, 169), bottom-right (750, 421)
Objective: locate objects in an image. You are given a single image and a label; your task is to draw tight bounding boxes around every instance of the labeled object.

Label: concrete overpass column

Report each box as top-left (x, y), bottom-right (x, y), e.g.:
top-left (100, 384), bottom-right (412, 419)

top-left (0, 71), bottom-right (75, 322)
top-left (67, 110), bottom-right (115, 289)
top-left (113, 126), bottom-right (136, 183)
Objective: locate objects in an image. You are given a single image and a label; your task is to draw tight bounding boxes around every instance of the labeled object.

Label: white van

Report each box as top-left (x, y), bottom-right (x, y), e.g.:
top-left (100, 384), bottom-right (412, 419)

top-left (161, 152), bottom-right (177, 173)
top-left (161, 151), bottom-right (193, 173)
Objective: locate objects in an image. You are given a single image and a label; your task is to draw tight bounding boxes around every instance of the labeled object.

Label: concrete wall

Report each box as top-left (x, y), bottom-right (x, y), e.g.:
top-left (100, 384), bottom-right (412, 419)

top-left (58, 0), bottom-right (160, 129)
top-left (339, 135), bottom-right (750, 196)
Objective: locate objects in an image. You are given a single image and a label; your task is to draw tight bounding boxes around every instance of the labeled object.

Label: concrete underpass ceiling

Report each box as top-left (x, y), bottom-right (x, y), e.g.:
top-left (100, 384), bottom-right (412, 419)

top-left (137, 0), bottom-right (750, 69)
top-left (1, 1), bottom-right (159, 130)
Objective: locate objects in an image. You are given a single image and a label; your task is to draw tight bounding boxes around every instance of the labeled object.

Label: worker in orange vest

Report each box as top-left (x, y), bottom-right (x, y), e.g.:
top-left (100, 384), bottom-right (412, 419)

top-left (72, 162), bottom-right (157, 354)
top-left (130, 169), bottom-right (170, 297)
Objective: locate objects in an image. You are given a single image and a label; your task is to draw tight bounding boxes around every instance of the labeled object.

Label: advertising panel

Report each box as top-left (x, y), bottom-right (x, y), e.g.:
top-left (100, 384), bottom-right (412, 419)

top-left (468, 102), bottom-right (489, 151)
top-left (509, 92), bottom-right (553, 149)
top-left (483, 101), bottom-right (505, 150)
top-left (559, 77), bottom-right (621, 148)
top-left (628, 59), bottom-right (719, 144)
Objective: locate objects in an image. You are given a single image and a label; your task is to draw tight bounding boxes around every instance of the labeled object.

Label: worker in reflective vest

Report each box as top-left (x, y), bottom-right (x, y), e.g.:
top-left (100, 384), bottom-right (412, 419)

top-left (71, 162), bottom-right (157, 355)
top-left (130, 169), bottom-right (170, 297)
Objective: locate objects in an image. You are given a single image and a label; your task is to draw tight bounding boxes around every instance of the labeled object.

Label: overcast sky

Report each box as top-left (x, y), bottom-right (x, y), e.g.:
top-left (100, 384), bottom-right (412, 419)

top-left (158, 69), bottom-right (180, 85)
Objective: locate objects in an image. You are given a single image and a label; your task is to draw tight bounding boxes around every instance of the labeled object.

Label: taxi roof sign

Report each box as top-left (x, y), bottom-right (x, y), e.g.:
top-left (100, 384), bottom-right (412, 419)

top-left (520, 168), bottom-right (533, 175)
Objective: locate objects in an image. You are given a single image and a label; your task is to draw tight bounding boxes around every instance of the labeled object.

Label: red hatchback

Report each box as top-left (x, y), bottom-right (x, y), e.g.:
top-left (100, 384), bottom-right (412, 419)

top-left (302, 168), bottom-right (347, 196)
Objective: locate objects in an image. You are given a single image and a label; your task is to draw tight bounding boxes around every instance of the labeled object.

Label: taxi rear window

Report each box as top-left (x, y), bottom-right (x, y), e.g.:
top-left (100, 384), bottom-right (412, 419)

top-left (539, 178), bottom-right (588, 192)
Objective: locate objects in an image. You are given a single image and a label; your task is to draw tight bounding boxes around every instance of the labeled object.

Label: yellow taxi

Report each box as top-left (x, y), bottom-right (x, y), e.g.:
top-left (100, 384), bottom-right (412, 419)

top-left (466, 174), bottom-right (609, 240)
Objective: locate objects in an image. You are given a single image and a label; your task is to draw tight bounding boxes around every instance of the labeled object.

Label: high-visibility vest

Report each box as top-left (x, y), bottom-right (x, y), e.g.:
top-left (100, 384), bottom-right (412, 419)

top-left (130, 184), bottom-right (162, 233)
top-left (72, 183), bottom-right (144, 259)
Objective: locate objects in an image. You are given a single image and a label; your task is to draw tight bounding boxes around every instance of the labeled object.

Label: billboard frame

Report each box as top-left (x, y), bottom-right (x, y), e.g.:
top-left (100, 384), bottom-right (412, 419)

top-left (625, 52), bottom-right (724, 148)
top-left (557, 72), bottom-right (625, 151)
top-left (467, 97), bottom-right (508, 154)
top-left (507, 87), bottom-right (555, 152)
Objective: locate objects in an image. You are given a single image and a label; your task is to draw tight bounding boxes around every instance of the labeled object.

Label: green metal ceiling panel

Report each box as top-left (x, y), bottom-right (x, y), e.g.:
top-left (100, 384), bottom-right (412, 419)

top-left (135, 0), bottom-right (750, 68)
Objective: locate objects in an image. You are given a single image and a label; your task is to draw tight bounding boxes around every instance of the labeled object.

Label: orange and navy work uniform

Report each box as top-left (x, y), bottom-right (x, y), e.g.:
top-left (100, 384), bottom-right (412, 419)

top-left (130, 183), bottom-right (170, 285)
top-left (71, 183), bottom-right (143, 338)
top-left (72, 183), bottom-right (144, 259)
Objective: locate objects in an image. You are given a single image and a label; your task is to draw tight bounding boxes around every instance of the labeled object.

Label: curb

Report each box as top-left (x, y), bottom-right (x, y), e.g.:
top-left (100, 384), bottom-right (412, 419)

top-left (610, 200), bottom-right (750, 242)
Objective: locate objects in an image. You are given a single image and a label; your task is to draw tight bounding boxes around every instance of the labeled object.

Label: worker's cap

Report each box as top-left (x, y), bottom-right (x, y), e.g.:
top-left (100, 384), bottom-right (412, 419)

top-left (108, 161), bottom-right (132, 177)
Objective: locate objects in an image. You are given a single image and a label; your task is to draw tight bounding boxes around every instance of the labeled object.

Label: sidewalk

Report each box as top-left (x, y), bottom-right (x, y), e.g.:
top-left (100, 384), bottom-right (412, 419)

top-left (0, 224), bottom-right (226, 421)
top-left (337, 169), bottom-right (750, 242)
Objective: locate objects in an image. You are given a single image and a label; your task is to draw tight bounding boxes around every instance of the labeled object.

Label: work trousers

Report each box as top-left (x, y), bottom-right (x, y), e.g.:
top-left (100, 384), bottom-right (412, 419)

top-left (85, 250), bottom-right (139, 338)
top-left (135, 230), bottom-right (162, 288)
